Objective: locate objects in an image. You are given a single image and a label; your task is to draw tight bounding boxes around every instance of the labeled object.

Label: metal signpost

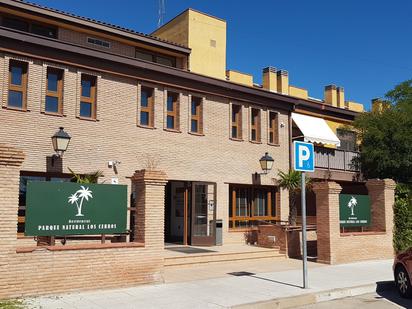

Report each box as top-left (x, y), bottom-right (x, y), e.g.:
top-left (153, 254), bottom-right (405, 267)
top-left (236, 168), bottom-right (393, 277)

top-left (293, 141), bottom-right (315, 289)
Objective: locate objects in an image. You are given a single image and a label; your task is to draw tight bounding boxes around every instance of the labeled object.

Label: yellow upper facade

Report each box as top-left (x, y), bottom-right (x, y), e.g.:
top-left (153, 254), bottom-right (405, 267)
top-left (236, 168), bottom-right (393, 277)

top-left (153, 8), bottom-right (365, 116)
top-left (153, 9), bottom-right (227, 80)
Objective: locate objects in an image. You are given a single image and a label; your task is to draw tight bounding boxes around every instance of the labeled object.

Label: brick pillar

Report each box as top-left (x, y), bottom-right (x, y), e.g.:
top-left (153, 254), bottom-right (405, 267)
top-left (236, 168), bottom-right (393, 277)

top-left (131, 169), bottom-right (167, 249)
top-left (313, 181), bottom-right (342, 264)
top-left (366, 179), bottom-right (396, 233)
top-left (0, 144), bottom-right (25, 297)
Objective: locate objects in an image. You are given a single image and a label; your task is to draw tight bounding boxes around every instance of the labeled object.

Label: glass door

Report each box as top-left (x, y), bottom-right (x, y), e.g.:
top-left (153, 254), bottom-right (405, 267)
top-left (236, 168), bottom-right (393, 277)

top-left (191, 182), bottom-right (216, 246)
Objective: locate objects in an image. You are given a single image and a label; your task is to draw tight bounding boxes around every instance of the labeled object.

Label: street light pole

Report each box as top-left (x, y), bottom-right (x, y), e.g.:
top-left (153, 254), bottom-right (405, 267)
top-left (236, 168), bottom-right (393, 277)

top-left (301, 171), bottom-right (308, 289)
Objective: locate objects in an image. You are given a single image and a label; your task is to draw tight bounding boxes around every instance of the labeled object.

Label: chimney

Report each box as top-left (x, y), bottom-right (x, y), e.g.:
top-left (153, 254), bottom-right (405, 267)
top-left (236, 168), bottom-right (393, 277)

top-left (324, 84), bottom-right (337, 106)
top-left (262, 67), bottom-right (277, 92)
top-left (337, 86), bottom-right (345, 108)
top-left (371, 97), bottom-right (390, 113)
top-left (277, 70), bottom-right (289, 95)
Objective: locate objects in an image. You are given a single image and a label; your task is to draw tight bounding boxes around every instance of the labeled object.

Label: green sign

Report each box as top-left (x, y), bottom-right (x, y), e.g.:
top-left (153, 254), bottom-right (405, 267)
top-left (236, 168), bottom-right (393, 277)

top-left (339, 194), bottom-right (371, 227)
top-left (25, 182), bottom-right (127, 236)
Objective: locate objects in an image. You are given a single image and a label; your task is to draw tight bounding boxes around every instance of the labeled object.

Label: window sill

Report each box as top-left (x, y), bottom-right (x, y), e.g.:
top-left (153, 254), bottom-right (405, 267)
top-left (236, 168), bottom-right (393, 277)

top-left (137, 124), bottom-right (156, 130)
top-left (229, 137), bottom-right (244, 142)
top-left (249, 140), bottom-right (262, 144)
top-left (164, 128), bottom-right (181, 133)
top-left (188, 131), bottom-right (204, 136)
top-left (42, 111), bottom-right (66, 117)
top-left (16, 242), bottom-right (144, 253)
top-left (77, 116), bottom-right (99, 122)
top-left (2, 106), bottom-right (30, 112)
top-left (268, 142), bottom-right (280, 147)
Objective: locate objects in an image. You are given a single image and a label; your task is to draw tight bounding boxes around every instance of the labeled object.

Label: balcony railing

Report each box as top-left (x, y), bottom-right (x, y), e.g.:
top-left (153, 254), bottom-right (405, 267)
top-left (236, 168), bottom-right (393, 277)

top-left (314, 146), bottom-right (360, 172)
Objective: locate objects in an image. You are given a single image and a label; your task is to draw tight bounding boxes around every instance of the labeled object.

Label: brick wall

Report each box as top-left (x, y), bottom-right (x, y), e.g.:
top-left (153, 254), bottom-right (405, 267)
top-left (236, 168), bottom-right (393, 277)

top-left (0, 52), bottom-right (291, 245)
top-left (0, 144), bottom-right (167, 299)
top-left (313, 180), bottom-right (395, 264)
top-left (58, 28), bottom-right (135, 58)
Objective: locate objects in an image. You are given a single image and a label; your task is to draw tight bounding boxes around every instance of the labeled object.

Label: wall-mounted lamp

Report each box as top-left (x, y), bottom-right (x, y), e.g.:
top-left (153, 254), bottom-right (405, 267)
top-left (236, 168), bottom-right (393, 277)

top-left (259, 152), bottom-right (274, 175)
top-left (51, 127), bottom-right (71, 157)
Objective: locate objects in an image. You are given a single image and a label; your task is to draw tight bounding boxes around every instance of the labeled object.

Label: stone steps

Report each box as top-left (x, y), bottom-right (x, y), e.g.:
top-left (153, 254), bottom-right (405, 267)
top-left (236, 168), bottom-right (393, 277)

top-left (164, 247), bottom-right (286, 268)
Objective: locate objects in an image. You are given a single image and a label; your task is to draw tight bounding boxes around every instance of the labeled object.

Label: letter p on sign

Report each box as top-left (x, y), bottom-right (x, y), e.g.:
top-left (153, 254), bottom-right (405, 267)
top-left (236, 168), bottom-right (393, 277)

top-left (294, 141), bottom-right (315, 172)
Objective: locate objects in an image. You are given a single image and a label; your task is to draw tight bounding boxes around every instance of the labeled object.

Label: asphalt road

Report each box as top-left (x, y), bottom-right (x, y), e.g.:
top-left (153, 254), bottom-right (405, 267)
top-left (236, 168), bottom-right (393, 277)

top-left (296, 284), bottom-right (412, 309)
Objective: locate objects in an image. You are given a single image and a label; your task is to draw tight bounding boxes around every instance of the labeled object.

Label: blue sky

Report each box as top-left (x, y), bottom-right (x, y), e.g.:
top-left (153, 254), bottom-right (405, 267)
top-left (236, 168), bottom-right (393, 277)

top-left (31, 0), bottom-right (412, 110)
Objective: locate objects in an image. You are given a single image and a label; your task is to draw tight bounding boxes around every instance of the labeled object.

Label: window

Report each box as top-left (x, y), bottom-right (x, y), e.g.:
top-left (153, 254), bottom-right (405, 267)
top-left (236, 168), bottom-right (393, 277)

top-left (1, 15), bottom-right (57, 39)
top-left (31, 23), bottom-right (57, 38)
top-left (231, 104), bottom-right (242, 139)
top-left (80, 74), bottom-right (97, 119)
top-left (250, 108), bottom-right (261, 142)
top-left (190, 96), bottom-right (203, 134)
top-left (229, 184), bottom-right (277, 229)
top-left (18, 172), bottom-right (72, 236)
top-left (2, 16), bottom-right (29, 32)
top-left (268, 111), bottom-right (279, 144)
top-left (337, 129), bottom-right (357, 152)
top-left (140, 87), bottom-right (154, 127)
top-left (45, 67), bottom-right (64, 114)
top-left (156, 55), bottom-right (175, 67)
top-left (135, 48), bottom-right (176, 68)
top-left (8, 60), bottom-right (28, 109)
top-left (87, 37), bottom-right (111, 48)
top-left (166, 92), bottom-right (179, 130)
top-left (135, 49), bottom-right (153, 62)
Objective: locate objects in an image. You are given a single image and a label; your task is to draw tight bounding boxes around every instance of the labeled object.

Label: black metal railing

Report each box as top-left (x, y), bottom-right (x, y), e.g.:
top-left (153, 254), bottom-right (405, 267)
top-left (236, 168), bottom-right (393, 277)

top-left (314, 146), bottom-right (360, 172)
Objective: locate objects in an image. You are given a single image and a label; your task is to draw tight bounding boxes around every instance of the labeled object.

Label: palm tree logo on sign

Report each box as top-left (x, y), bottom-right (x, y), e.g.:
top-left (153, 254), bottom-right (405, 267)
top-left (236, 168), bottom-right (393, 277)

top-left (347, 196), bottom-right (358, 216)
top-left (67, 186), bottom-right (93, 217)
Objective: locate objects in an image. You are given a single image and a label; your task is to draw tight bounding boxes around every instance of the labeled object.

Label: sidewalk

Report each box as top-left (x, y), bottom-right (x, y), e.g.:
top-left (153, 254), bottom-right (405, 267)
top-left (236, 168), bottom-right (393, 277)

top-left (25, 259), bottom-right (393, 309)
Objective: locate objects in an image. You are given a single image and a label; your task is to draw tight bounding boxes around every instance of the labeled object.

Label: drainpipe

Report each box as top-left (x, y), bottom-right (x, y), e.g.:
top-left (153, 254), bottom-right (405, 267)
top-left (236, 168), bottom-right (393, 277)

top-left (289, 105), bottom-right (295, 171)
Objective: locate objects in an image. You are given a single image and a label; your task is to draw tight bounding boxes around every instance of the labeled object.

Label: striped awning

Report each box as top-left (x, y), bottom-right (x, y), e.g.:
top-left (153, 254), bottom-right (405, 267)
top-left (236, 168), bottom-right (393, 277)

top-left (292, 113), bottom-right (341, 146)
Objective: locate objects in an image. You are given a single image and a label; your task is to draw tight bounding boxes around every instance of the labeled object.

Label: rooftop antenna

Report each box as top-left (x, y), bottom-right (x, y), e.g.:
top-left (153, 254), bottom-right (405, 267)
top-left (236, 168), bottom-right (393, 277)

top-left (158, 0), bottom-right (165, 28)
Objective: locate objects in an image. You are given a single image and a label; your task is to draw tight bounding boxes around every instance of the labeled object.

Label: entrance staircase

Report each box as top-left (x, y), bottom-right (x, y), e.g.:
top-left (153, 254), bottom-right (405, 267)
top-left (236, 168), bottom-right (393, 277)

top-left (164, 243), bottom-right (286, 268)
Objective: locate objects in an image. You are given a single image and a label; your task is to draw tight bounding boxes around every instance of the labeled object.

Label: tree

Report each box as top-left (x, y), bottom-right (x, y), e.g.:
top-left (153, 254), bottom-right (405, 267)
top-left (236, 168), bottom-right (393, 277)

top-left (68, 167), bottom-right (104, 184)
top-left (393, 184), bottom-right (412, 253)
top-left (276, 170), bottom-right (311, 226)
top-left (353, 80), bottom-right (412, 183)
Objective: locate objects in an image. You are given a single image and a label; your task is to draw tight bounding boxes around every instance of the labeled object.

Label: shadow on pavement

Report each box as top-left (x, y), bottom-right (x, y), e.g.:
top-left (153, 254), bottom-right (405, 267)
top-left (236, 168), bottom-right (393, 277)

top-left (227, 271), bottom-right (302, 289)
top-left (376, 280), bottom-right (412, 309)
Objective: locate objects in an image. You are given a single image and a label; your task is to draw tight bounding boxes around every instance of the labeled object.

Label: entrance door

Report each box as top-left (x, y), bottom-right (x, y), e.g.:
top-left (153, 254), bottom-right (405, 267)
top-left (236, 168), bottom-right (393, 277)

top-left (191, 182), bottom-right (216, 246)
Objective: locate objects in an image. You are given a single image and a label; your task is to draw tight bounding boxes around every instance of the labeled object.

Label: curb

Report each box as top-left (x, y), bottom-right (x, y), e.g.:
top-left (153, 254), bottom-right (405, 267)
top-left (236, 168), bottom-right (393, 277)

top-left (232, 282), bottom-right (393, 309)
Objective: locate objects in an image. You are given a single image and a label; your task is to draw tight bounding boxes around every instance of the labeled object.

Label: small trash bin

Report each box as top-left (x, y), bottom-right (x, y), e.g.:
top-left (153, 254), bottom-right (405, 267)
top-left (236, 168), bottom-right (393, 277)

top-left (216, 219), bottom-right (223, 245)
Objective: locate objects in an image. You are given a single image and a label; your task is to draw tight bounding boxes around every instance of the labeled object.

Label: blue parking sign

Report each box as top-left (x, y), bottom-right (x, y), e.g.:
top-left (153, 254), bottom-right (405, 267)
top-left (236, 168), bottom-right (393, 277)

top-left (294, 141), bottom-right (314, 172)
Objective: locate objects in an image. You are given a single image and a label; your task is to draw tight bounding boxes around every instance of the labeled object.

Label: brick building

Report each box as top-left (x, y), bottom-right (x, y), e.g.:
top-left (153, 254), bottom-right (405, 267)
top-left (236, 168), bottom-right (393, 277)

top-left (0, 0), bottom-right (395, 298)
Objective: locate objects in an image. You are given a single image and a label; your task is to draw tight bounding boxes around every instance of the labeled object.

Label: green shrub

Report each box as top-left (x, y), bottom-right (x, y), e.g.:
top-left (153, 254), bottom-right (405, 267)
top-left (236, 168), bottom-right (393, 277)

top-left (393, 184), bottom-right (412, 253)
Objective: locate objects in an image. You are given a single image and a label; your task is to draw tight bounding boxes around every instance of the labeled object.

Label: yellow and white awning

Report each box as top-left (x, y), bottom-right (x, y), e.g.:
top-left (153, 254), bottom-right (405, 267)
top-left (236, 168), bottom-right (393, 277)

top-left (292, 113), bottom-right (341, 147)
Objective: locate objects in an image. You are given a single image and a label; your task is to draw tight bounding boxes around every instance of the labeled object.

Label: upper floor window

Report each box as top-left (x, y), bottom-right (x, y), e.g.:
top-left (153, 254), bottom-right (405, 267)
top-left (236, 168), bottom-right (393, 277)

top-left (250, 108), bottom-right (261, 142)
top-left (268, 111), bottom-right (279, 145)
top-left (190, 96), bottom-right (203, 134)
top-left (166, 92), bottom-right (179, 130)
top-left (135, 48), bottom-right (176, 68)
top-left (337, 129), bottom-right (357, 152)
top-left (231, 104), bottom-right (242, 139)
top-left (45, 67), bottom-right (64, 114)
top-left (8, 60), bottom-right (28, 109)
top-left (1, 15), bottom-right (57, 39)
top-left (140, 87), bottom-right (154, 127)
top-left (80, 74), bottom-right (97, 119)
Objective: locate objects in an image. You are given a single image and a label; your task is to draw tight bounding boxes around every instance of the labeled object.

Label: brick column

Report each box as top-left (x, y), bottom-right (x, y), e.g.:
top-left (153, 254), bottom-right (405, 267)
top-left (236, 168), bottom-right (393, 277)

top-left (0, 144), bottom-right (25, 295)
top-left (313, 181), bottom-right (342, 264)
top-left (131, 169), bottom-right (167, 249)
top-left (366, 179), bottom-right (396, 233)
